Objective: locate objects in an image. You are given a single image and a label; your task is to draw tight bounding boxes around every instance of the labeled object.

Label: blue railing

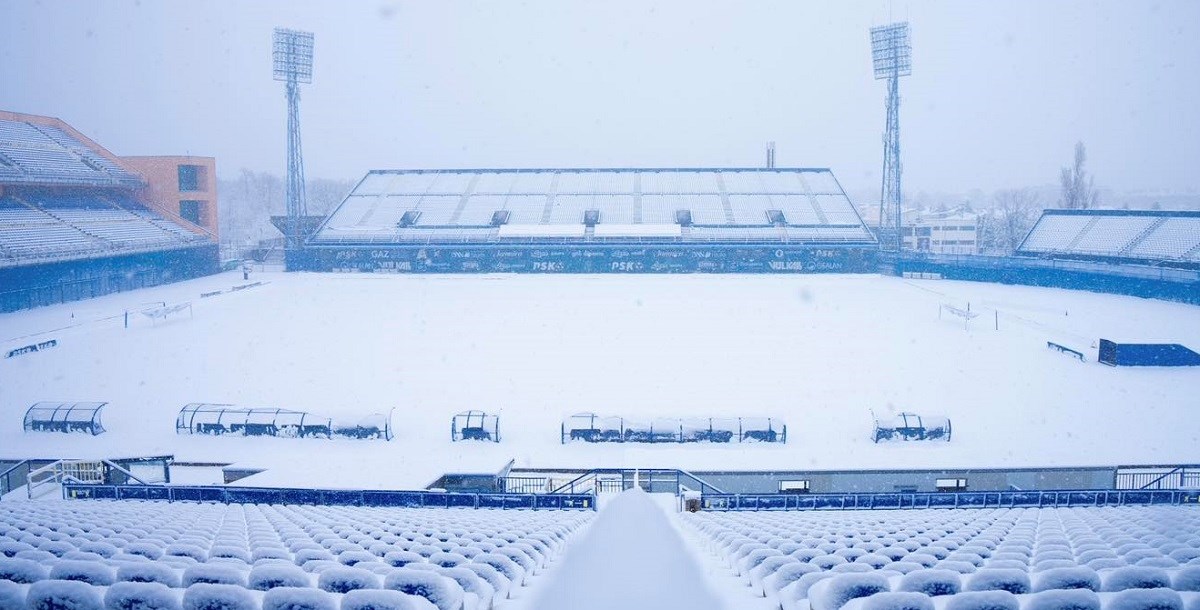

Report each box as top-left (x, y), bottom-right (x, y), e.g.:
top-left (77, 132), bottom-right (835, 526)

top-left (701, 489), bottom-right (1200, 511)
top-left (62, 484), bottom-right (595, 511)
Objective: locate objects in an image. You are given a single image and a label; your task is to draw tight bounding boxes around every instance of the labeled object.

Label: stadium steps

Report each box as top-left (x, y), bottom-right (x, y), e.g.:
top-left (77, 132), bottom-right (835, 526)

top-left (632, 173), bottom-right (643, 224)
top-left (446, 174), bottom-right (479, 225)
top-left (539, 173), bottom-right (560, 224)
top-left (796, 174), bottom-right (830, 225)
top-left (1183, 241), bottom-right (1200, 262)
top-left (1062, 216), bottom-right (1101, 252)
top-left (1117, 218), bottom-right (1168, 257)
top-left (714, 173), bottom-right (737, 223)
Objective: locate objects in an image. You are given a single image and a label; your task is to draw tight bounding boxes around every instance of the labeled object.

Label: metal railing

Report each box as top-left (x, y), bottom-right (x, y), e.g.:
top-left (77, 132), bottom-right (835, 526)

top-left (0, 461), bottom-right (32, 497)
top-left (542, 468), bottom-right (727, 496)
top-left (700, 489), bottom-right (1200, 511)
top-left (62, 484), bottom-right (595, 510)
top-left (1115, 465), bottom-right (1200, 490)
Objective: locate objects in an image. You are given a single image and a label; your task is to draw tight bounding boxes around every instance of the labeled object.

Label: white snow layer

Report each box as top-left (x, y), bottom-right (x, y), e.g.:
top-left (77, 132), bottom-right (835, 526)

top-left (529, 488), bottom-right (722, 610)
top-left (1, 271), bottom-right (1199, 489)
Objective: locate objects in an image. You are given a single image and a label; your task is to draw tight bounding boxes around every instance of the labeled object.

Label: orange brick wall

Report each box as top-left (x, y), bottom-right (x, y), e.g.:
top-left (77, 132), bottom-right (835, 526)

top-left (120, 156), bottom-right (219, 238)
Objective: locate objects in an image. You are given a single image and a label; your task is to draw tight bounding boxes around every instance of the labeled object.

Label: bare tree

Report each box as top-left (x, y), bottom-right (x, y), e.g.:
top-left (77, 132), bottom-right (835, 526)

top-left (992, 188), bottom-right (1041, 253)
top-left (1059, 141), bottom-right (1099, 209)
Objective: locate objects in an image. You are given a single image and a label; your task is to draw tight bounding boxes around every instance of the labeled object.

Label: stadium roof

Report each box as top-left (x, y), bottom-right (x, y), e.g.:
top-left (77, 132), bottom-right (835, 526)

top-left (311, 167), bottom-right (875, 245)
top-left (0, 115), bottom-right (142, 188)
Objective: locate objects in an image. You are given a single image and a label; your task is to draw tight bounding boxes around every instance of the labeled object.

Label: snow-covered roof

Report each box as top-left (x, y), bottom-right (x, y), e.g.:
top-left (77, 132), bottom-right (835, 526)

top-left (310, 168), bottom-right (875, 245)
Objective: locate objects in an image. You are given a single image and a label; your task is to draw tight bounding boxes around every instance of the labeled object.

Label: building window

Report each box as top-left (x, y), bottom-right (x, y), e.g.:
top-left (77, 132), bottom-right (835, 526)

top-left (178, 165), bottom-right (203, 192)
top-left (936, 478), bottom-right (968, 491)
top-left (779, 480), bottom-right (810, 493)
top-left (180, 200), bottom-right (203, 224)
top-left (916, 227), bottom-right (932, 237)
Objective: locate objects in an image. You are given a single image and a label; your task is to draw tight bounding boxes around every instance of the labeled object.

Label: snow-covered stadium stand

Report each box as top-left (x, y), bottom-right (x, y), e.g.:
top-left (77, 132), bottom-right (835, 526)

top-left (1016, 210), bottom-right (1200, 267)
top-left (684, 506), bottom-right (1200, 610)
top-left (0, 500), bottom-right (591, 610)
top-left (0, 192), bottom-right (208, 266)
top-left (312, 168), bottom-right (871, 242)
top-left (297, 168), bottom-right (878, 273)
top-left (0, 110), bottom-right (219, 312)
top-left (0, 119), bottom-right (141, 188)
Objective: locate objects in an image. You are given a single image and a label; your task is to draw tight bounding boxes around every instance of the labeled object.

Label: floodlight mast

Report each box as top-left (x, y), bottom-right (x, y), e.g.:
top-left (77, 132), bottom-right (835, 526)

top-left (273, 28), bottom-right (313, 249)
top-left (870, 22), bottom-right (911, 251)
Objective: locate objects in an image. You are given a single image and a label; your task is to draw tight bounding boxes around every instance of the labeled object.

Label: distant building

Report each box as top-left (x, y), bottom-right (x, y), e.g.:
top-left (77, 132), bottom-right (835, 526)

top-left (902, 212), bottom-right (979, 254)
top-left (853, 204), bottom-right (979, 255)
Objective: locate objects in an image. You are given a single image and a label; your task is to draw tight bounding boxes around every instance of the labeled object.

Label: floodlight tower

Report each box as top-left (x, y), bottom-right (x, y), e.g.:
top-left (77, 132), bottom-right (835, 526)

top-left (273, 28), bottom-right (314, 249)
top-left (870, 22), bottom-right (911, 251)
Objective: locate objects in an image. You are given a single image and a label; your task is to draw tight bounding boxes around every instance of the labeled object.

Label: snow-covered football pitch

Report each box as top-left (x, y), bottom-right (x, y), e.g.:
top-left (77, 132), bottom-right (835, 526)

top-left (1, 270), bottom-right (1197, 489)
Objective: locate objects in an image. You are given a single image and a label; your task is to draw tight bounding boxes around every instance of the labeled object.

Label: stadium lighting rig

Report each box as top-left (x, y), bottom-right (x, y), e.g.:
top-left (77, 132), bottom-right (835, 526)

top-left (273, 27), bottom-right (313, 249)
top-left (870, 22), bottom-right (911, 251)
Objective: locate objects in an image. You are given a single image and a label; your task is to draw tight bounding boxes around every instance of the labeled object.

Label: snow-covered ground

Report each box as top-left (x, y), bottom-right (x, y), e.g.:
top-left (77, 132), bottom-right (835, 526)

top-left (1, 270), bottom-right (1198, 489)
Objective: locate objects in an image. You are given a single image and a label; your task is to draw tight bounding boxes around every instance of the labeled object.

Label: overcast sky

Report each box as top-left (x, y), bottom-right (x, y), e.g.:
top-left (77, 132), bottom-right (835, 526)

top-left (2, 1), bottom-right (1198, 196)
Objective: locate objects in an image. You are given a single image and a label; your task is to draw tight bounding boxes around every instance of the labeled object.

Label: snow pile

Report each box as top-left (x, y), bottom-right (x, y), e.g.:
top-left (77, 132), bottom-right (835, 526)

top-left (104, 582), bottom-right (182, 610)
top-left (0, 557), bottom-right (48, 584)
top-left (50, 560), bottom-right (116, 586)
top-left (1103, 567), bottom-right (1173, 592)
top-left (181, 565), bottom-right (247, 588)
top-left (898, 569), bottom-right (962, 596)
top-left (180, 584), bottom-right (257, 610)
top-left (1032, 567), bottom-right (1100, 592)
top-left (965, 569), bottom-right (1031, 594)
top-left (1173, 567), bottom-right (1200, 592)
top-left (855, 592), bottom-right (935, 610)
top-left (531, 488), bottom-right (722, 610)
top-left (807, 572), bottom-right (891, 610)
top-left (260, 588), bottom-right (336, 610)
top-left (381, 570), bottom-right (462, 610)
top-left (1106, 588), bottom-right (1185, 610)
top-left (0, 581), bottom-right (27, 610)
top-left (116, 564), bottom-right (181, 588)
top-left (27, 580), bottom-right (105, 610)
top-left (316, 567), bottom-right (380, 593)
top-left (942, 590), bottom-right (1019, 610)
top-left (1024, 588), bottom-right (1101, 610)
top-left (340, 589), bottom-right (435, 610)
top-left (247, 565), bottom-right (311, 591)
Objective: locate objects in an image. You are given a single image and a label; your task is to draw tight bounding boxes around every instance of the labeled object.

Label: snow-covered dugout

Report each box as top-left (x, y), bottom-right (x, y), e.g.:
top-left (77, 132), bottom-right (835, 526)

top-left (451, 410), bottom-right (499, 442)
top-left (872, 412), bottom-right (952, 442)
top-left (623, 418), bottom-right (683, 443)
top-left (176, 404), bottom-right (333, 437)
top-left (22, 402), bottom-right (107, 435)
top-left (562, 414), bottom-right (787, 443)
top-left (680, 417), bottom-right (789, 443)
top-left (331, 411), bottom-right (394, 440)
top-left (561, 413), bottom-right (626, 443)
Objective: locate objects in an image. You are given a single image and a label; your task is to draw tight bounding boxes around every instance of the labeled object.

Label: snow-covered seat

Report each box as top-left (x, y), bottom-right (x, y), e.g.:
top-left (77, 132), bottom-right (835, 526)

top-left (27, 579), bottom-right (105, 610)
top-left (317, 566), bottom-right (380, 593)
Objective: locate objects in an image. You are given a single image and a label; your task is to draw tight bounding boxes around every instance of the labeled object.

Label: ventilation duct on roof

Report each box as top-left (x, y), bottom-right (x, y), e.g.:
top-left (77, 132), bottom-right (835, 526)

top-left (398, 210), bottom-right (421, 227)
top-left (766, 209), bottom-right (786, 226)
top-left (583, 209), bottom-right (600, 226)
top-left (675, 209), bottom-right (693, 226)
top-left (490, 210), bottom-right (511, 226)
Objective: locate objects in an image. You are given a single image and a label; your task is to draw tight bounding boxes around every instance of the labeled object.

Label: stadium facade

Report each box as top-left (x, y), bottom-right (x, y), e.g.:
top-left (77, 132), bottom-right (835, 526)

top-left (292, 167), bottom-right (879, 273)
top-left (0, 110), bottom-right (219, 312)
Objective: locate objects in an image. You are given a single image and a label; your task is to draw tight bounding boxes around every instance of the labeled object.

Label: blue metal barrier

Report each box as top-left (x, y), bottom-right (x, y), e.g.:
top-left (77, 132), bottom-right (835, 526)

top-left (62, 484), bottom-right (595, 510)
top-left (701, 489), bottom-right (1200, 511)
